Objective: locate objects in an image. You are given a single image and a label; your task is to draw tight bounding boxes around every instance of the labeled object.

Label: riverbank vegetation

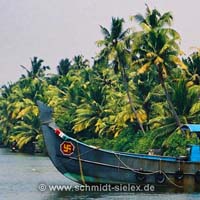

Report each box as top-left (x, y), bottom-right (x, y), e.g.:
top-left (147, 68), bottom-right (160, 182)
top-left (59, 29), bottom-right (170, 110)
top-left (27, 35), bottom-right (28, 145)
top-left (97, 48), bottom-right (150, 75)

top-left (0, 6), bottom-right (200, 155)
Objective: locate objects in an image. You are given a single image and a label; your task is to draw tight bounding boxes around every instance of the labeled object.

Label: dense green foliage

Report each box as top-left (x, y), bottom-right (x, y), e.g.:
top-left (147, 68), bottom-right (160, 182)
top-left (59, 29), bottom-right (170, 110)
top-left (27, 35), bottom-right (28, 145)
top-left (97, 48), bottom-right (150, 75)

top-left (0, 6), bottom-right (200, 155)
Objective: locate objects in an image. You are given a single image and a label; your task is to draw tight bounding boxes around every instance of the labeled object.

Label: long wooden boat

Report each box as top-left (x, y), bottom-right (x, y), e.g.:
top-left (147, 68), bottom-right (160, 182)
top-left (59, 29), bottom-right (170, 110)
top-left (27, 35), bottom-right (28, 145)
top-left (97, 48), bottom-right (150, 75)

top-left (37, 101), bottom-right (200, 192)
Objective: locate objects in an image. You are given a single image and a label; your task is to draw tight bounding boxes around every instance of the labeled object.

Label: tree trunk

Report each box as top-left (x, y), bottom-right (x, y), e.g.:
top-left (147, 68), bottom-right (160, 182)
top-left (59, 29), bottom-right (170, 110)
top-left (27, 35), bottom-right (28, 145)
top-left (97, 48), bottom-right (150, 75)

top-left (116, 47), bottom-right (145, 133)
top-left (159, 71), bottom-right (182, 128)
top-left (121, 66), bottom-right (146, 134)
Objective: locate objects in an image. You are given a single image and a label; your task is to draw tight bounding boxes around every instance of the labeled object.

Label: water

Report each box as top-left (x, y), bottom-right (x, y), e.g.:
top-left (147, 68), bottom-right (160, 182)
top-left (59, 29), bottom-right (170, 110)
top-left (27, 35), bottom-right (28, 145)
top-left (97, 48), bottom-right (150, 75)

top-left (0, 148), bottom-right (200, 200)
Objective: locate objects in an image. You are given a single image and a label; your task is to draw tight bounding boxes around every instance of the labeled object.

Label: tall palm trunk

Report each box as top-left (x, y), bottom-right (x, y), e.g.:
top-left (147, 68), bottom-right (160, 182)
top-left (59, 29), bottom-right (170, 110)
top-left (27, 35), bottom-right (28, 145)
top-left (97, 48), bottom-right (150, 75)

top-left (158, 69), bottom-right (182, 128)
top-left (121, 65), bottom-right (145, 134)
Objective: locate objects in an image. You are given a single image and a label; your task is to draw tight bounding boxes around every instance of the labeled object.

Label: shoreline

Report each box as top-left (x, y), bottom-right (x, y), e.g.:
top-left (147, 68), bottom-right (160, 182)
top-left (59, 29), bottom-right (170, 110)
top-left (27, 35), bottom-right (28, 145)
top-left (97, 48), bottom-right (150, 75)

top-left (0, 146), bottom-right (46, 157)
top-left (0, 144), bottom-right (6, 148)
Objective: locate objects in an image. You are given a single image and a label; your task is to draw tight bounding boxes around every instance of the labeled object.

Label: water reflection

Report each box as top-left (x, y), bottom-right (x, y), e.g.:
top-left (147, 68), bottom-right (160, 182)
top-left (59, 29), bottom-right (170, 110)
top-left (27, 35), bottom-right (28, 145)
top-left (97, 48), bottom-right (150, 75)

top-left (1, 148), bottom-right (200, 200)
top-left (43, 191), bottom-right (200, 200)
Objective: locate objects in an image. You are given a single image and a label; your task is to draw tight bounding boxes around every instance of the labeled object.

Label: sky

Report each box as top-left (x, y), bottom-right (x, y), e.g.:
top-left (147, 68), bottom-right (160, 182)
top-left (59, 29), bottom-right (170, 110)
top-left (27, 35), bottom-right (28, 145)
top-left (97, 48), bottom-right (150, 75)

top-left (0, 0), bottom-right (200, 86)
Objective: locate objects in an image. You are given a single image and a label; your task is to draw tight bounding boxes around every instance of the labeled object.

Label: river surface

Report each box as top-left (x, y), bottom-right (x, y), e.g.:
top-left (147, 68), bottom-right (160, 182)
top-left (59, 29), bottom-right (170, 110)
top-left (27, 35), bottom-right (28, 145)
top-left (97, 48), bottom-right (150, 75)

top-left (1, 148), bottom-right (200, 200)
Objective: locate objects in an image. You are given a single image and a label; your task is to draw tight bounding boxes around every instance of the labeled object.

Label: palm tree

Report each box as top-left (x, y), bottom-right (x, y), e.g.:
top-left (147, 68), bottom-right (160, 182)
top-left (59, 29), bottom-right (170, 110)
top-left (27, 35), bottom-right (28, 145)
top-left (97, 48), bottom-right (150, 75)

top-left (57, 58), bottom-right (71, 76)
top-left (0, 98), bottom-right (10, 143)
top-left (183, 51), bottom-right (200, 85)
top-left (20, 57), bottom-right (50, 78)
top-left (96, 17), bottom-right (129, 69)
top-left (0, 73), bottom-right (48, 151)
top-left (71, 69), bottom-right (146, 137)
top-left (0, 83), bottom-right (24, 143)
top-left (149, 78), bottom-right (200, 147)
top-left (133, 4), bottom-right (173, 31)
top-left (132, 6), bottom-right (187, 128)
top-left (133, 68), bottom-right (159, 127)
top-left (9, 99), bottom-right (40, 151)
top-left (72, 86), bottom-right (106, 135)
top-left (97, 17), bottom-right (146, 133)
top-left (72, 55), bottom-right (90, 70)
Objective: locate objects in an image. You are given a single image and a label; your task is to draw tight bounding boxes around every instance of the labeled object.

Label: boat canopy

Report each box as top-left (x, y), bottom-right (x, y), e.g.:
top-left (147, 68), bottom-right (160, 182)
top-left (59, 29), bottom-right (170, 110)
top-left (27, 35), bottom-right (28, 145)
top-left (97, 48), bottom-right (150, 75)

top-left (181, 124), bottom-right (200, 132)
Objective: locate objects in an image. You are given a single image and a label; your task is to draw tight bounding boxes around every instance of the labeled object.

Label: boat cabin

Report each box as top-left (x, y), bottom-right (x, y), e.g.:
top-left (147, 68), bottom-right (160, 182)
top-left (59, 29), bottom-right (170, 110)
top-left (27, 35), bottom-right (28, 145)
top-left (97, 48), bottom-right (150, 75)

top-left (181, 124), bottom-right (200, 162)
